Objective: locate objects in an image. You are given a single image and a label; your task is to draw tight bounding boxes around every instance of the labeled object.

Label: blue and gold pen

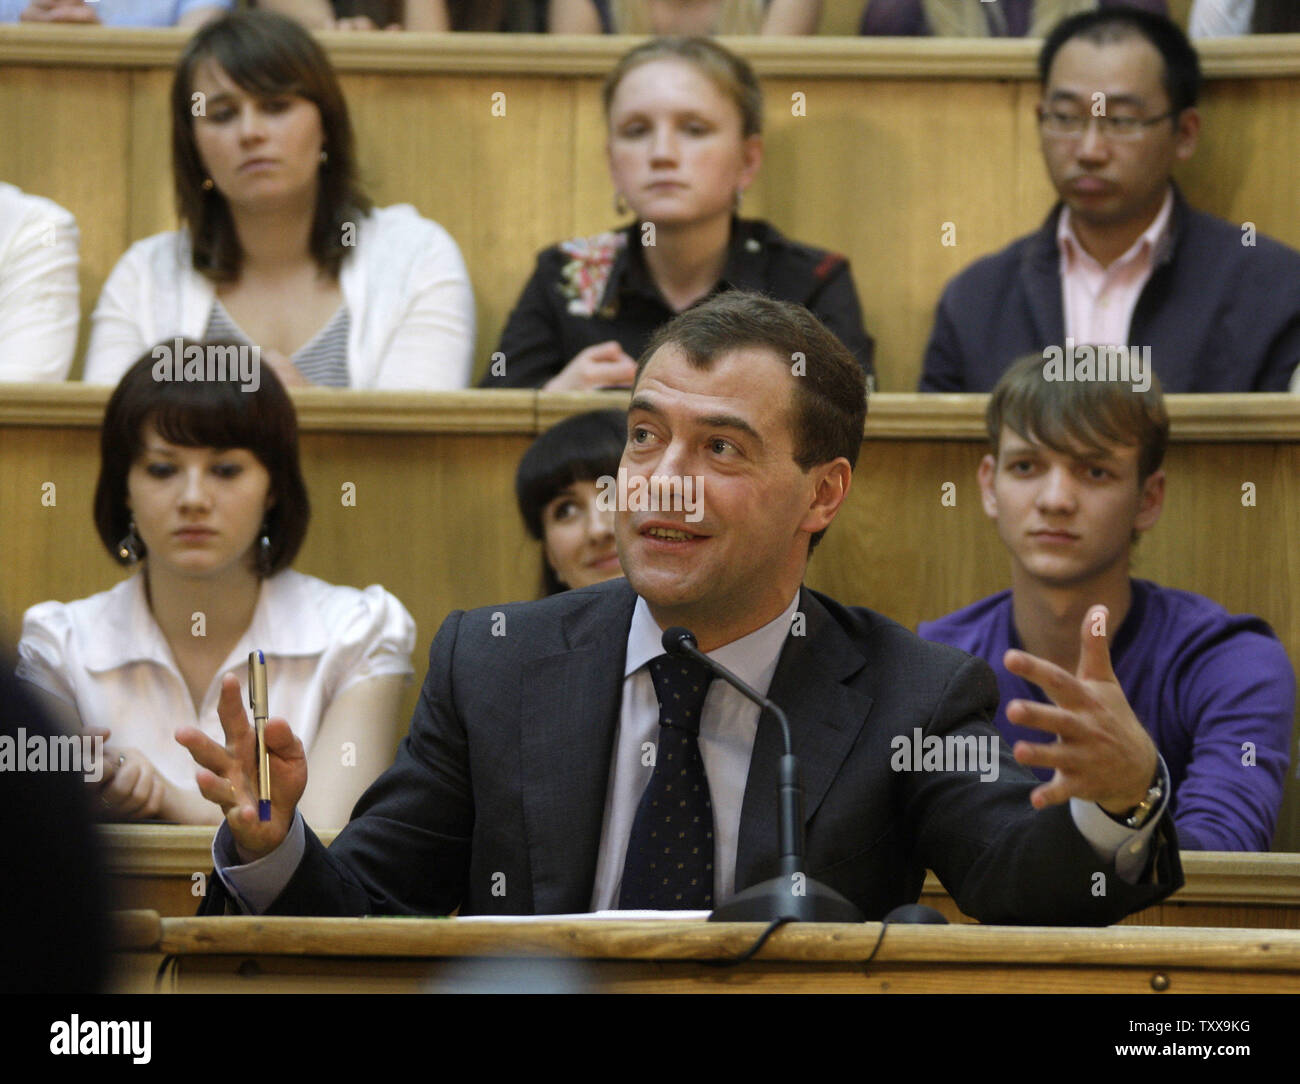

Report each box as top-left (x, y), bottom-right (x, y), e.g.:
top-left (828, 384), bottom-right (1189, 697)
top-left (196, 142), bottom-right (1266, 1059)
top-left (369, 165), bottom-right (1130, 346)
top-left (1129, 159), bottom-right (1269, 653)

top-left (248, 650), bottom-right (271, 822)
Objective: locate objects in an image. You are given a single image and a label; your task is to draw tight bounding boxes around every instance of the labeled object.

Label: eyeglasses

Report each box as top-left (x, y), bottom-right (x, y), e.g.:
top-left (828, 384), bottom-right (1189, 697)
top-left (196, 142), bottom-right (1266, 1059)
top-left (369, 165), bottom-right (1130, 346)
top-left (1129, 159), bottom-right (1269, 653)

top-left (1037, 107), bottom-right (1177, 141)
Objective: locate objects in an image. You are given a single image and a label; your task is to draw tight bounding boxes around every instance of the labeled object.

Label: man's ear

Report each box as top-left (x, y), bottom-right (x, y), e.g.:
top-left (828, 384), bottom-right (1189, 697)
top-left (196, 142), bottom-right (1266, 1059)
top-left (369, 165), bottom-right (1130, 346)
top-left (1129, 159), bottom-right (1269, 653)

top-left (977, 454), bottom-right (999, 519)
top-left (800, 458), bottom-right (851, 537)
top-left (1173, 107), bottom-right (1200, 163)
top-left (1134, 468), bottom-right (1165, 534)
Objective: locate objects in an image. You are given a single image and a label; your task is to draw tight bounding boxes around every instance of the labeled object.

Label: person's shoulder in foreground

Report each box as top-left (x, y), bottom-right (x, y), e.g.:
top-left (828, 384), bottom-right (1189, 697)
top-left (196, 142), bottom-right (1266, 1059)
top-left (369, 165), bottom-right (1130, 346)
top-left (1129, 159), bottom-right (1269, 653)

top-left (0, 657), bottom-right (108, 993)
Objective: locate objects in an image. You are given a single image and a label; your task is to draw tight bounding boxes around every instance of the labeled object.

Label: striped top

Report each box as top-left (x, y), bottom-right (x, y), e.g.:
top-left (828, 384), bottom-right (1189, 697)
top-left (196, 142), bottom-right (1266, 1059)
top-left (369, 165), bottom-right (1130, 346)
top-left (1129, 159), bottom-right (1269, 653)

top-left (204, 298), bottom-right (351, 387)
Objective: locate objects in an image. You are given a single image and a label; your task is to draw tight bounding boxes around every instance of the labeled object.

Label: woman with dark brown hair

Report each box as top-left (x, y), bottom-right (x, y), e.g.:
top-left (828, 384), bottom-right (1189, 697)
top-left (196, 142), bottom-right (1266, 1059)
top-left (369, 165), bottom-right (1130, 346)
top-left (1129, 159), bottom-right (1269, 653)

top-left (18, 345), bottom-right (416, 826)
top-left (85, 9), bottom-right (475, 390)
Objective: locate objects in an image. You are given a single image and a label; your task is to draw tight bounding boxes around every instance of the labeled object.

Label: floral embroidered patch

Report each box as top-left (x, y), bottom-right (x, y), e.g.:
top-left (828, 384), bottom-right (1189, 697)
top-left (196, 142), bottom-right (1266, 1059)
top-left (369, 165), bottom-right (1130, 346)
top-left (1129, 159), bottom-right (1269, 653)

top-left (557, 231), bottom-right (627, 318)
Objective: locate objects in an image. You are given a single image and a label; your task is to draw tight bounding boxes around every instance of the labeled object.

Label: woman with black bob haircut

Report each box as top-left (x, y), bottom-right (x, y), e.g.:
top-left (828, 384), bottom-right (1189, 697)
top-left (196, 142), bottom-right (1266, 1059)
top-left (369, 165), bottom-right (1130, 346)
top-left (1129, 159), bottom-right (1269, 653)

top-left (516, 409), bottom-right (627, 596)
top-left (17, 343), bottom-right (416, 827)
top-left (84, 9), bottom-right (474, 391)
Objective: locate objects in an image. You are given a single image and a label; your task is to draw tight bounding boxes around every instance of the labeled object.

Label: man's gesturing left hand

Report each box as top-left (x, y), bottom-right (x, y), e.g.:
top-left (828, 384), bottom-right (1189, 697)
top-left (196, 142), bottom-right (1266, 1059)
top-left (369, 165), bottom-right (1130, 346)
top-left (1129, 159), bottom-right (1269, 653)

top-left (1003, 604), bottom-right (1158, 816)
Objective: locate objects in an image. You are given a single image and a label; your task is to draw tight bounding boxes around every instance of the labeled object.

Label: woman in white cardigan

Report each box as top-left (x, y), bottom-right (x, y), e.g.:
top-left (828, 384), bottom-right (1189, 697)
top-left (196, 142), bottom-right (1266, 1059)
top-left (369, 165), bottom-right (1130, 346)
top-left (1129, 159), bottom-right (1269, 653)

top-left (84, 9), bottom-right (475, 390)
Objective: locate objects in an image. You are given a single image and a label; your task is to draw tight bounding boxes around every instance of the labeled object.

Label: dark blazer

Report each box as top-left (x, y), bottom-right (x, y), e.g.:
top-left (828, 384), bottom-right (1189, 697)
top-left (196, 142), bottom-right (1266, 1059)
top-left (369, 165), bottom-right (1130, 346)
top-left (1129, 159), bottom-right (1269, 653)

top-left (211, 579), bottom-right (1181, 925)
top-left (919, 186), bottom-right (1300, 392)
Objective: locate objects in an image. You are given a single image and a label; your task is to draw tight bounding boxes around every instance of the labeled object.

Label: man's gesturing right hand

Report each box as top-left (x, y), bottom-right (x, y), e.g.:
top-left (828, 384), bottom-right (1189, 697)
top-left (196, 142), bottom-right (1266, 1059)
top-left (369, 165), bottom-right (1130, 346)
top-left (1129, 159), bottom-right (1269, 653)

top-left (176, 673), bottom-right (307, 861)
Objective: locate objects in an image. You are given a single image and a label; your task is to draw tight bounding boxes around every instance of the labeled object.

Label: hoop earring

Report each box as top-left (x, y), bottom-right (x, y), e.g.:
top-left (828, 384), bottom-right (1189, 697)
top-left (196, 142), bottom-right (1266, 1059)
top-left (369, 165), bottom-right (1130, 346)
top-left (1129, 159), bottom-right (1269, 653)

top-left (614, 192), bottom-right (628, 217)
top-left (116, 520), bottom-right (143, 564)
top-left (257, 528), bottom-right (273, 577)
top-left (201, 178), bottom-right (214, 191)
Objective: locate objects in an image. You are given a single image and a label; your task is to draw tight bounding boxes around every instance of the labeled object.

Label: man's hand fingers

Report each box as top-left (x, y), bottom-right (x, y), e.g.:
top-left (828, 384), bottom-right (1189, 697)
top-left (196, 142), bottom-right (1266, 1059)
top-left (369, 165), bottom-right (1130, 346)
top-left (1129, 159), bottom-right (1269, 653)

top-left (1013, 736), bottom-right (1081, 775)
top-left (1004, 648), bottom-right (1088, 709)
top-left (1077, 604), bottom-right (1119, 684)
top-left (175, 726), bottom-right (233, 776)
top-left (216, 673), bottom-right (253, 745)
top-left (1028, 774), bottom-right (1072, 810)
top-left (1005, 699), bottom-right (1086, 742)
top-left (194, 767), bottom-right (239, 811)
top-left (263, 717), bottom-right (300, 756)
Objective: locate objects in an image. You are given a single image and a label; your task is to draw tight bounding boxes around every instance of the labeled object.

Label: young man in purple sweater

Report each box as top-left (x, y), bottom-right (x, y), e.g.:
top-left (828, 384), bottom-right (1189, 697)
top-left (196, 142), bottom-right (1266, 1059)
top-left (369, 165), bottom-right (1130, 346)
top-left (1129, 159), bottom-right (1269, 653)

top-left (920, 353), bottom-right (1295, 850)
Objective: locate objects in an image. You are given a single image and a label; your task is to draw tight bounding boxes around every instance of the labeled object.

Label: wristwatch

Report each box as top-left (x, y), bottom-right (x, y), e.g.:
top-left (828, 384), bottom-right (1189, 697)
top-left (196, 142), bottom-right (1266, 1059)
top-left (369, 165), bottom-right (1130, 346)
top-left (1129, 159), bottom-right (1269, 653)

top-left (1106, 759), bottom-right (1167, 830)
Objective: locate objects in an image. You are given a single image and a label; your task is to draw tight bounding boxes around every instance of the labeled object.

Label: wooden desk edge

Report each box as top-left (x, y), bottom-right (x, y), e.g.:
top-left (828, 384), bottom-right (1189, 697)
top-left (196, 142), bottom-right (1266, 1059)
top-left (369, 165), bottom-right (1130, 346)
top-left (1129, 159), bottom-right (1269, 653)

top-left (109, 910), bottom-right (1300, 972)
top-left (3, 31), bottom-right (1299, 79)
top-left (8, 389), bottom-right (1300, 441)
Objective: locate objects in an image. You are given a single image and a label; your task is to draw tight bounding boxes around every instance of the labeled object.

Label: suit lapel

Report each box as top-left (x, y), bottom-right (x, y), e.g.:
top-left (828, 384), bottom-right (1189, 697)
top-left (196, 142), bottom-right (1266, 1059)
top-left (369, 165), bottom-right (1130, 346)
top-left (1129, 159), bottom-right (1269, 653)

top-left (735, 588), bottom-right (873, 889)
top-left (1020, 205), bottom-right (1066, 346)
top-left (518, 581), bottom-right (636, 912)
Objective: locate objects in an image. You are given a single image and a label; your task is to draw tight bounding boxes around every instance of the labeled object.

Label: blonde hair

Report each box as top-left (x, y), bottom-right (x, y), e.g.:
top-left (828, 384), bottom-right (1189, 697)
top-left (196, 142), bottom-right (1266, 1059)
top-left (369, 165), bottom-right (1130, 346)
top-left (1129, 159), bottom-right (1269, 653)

top-left (921, 0), bottom-right (1096, 38)
top-left (603, 36), bottom-right (763, 137)
top-left (610, 0), bottom-right (765, 35)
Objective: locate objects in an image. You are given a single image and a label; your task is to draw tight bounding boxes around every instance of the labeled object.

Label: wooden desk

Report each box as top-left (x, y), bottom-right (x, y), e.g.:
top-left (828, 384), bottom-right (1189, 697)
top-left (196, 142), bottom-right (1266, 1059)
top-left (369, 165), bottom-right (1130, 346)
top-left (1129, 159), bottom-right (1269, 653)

top-left (109, 910), bottom-right (1300, 993)
top-left (100, 825), bottom-right (1300, 929)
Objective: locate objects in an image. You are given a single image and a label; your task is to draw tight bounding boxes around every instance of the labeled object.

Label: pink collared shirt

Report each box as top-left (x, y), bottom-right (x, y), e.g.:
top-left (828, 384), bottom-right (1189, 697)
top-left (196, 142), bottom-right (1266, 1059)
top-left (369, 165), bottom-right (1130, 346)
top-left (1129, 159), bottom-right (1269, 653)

top-left (1058, 187), bottom-right (1174, 346)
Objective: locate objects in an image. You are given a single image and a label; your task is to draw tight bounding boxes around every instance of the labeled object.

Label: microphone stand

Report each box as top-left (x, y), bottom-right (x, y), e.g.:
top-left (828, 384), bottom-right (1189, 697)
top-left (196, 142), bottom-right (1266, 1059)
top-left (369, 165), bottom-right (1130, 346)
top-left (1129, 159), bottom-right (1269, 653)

top-left (662, 627), bottom-right (864, 923)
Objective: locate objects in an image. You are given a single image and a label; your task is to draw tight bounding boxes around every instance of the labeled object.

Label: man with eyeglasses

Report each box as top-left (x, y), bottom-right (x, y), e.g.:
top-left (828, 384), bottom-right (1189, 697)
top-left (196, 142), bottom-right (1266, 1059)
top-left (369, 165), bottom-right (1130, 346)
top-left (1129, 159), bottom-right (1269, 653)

top-left (919, 9), bottom-right (1300, 393)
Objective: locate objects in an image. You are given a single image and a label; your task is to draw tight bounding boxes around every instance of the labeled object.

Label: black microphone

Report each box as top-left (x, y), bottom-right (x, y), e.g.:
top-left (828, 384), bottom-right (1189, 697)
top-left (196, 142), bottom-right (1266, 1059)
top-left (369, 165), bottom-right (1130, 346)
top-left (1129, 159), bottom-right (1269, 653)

top-left (661, 627), bottom-right (863, 923)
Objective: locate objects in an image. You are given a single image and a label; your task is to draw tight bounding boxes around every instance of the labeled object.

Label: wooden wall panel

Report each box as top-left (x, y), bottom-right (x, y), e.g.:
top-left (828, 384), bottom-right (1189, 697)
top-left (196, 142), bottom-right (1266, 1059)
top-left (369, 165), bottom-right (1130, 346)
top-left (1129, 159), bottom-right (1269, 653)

top-left (3, 34), bottom-right (1297, 389)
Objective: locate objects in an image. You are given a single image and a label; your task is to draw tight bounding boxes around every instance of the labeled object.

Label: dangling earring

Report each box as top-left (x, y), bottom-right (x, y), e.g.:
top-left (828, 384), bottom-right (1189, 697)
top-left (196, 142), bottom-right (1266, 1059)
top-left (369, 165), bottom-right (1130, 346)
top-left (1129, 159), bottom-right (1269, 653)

top-left (116, 519), bottom-right (143, 564)
top-left (257, 526), bottom-right (273, 577)
top-left (614, 192), bottom-right (628, 217)
top-left (201, 178), bottom-right (214, 191)
top-left (319, 149), bottom-right (329, 165)
top-left (734, 187), bottom-right (744, 211)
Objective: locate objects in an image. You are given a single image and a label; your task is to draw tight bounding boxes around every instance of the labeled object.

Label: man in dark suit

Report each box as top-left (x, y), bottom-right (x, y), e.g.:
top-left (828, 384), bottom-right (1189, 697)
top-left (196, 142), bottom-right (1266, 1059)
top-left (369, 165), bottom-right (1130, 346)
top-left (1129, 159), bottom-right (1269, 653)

top-left (918, 8), bottom-right (1300, 393)
top-left (181, 291), bottom-right (1181, 924)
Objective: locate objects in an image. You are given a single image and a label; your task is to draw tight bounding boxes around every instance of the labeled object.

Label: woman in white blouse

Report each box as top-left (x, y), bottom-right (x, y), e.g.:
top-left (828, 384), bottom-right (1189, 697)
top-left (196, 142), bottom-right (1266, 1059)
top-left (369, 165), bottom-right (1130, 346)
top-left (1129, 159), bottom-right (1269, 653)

top-left (84, 9), bottom-right (475, 390)
top-left (18, 346), bottom-right (416, 826)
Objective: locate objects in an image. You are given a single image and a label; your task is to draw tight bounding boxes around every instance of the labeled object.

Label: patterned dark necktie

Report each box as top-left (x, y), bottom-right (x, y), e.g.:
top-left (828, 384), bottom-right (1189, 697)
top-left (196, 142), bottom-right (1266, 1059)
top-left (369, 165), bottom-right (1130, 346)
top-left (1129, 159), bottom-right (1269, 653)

top-left (619, 654), bottom-right (716, 910)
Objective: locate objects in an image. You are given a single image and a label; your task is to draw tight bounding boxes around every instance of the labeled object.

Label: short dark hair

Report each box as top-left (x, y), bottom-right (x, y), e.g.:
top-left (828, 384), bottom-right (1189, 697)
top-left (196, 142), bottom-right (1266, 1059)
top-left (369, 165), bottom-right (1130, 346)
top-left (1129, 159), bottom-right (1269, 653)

top-left (516, 409), bottom-right (627, 596)
top-left (94, 342), bottom-right (311, 575)
top-left (634, 291), bottom-right (867, 552)
top-left (1039, 9), bottom-right (1201, 118)
top-left (986, 351), bottom-right (1169, 486)
top-left (172, 10), bottom-right (371, 282)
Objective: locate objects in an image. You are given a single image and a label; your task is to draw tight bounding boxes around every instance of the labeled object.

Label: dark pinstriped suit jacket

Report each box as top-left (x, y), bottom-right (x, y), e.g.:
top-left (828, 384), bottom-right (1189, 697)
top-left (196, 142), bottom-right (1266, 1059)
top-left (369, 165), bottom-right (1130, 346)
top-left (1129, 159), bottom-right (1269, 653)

top-left (208, 577), bottom-right (1182, 923)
